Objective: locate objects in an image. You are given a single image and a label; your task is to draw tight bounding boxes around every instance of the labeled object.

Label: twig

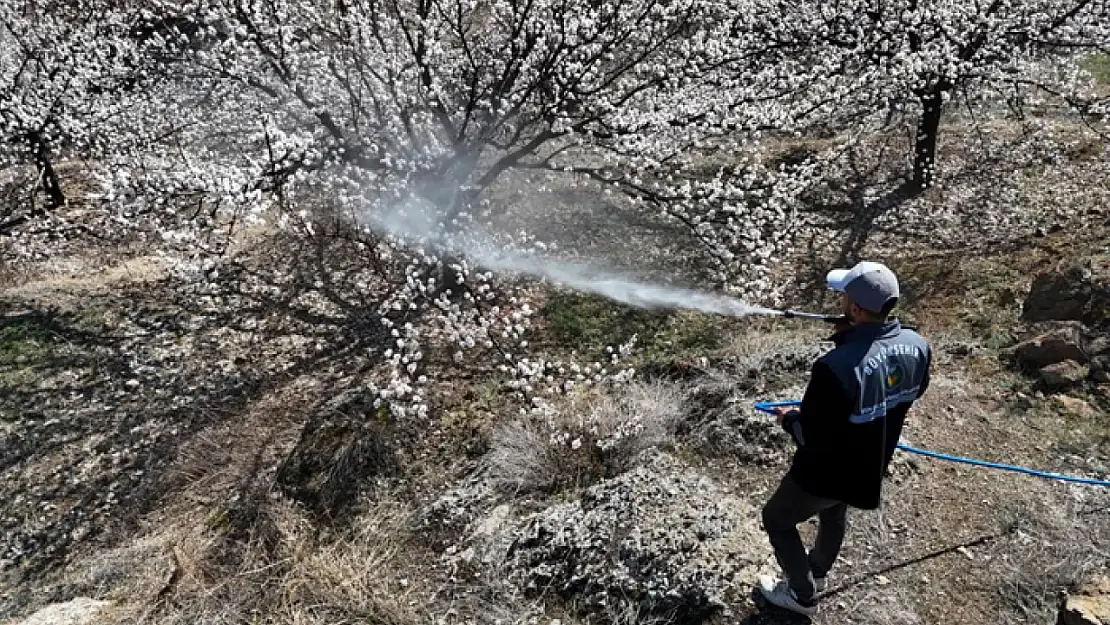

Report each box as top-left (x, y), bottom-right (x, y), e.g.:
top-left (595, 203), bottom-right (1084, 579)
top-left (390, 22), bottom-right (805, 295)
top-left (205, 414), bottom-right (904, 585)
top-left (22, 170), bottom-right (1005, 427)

top-left (823, 526), bottom-right (1017, 598)
top-left (1079, 504), bottom-right (1110, 517)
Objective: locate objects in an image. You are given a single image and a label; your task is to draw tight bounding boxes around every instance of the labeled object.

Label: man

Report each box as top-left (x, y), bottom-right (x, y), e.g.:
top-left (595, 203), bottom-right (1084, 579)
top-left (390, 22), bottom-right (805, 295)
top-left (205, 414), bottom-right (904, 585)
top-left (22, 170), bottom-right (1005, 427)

top-left (756, 261), bottom-right (932, 616)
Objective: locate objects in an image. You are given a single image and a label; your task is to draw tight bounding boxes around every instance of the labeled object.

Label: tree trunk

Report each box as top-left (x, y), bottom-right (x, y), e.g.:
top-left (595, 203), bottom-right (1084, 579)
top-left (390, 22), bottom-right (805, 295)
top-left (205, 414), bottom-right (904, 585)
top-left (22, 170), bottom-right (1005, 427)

top-left (30, 131), bottom-right (65, 210)
top-left (912, 90), bottom-right (943, 192)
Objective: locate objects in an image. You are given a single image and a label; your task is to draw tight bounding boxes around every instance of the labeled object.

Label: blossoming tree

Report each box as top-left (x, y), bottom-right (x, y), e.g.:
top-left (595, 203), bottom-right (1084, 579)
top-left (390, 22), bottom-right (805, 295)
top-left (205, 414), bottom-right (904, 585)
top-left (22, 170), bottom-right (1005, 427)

top-left (64, 0), bottom-right (818, 416)
top-left (730, 0), bottom-right (1110, 191)
top-left (2, 0), bottom-right (1107, 420)
top-left (0, 1), bottom-right (150, 231)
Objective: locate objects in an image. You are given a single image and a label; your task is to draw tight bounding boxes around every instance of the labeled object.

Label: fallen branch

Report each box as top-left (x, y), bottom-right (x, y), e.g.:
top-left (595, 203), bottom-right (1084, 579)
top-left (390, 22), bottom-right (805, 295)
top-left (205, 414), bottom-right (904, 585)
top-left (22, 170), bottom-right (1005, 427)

top-left (823, 525), bottom-right (1018, 598)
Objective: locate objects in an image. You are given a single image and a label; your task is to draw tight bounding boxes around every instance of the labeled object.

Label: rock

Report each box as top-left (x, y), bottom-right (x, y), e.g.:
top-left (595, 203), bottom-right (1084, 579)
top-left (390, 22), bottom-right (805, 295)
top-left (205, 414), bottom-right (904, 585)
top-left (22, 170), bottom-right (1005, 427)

top-left (15, 598), bottom-right (112, 625)
top-left (1058, 574), bottom-right (1110, 625)
top-left (1010, 322), bottom-right (1088, 369)
top-left (1060, 598), bottom-right (1107, 625)
top-left (1023, 260), bottom-right (1110, 328)
top-left (1024, 263), bottom-right (1095, 323)
top-left (946, 342), bottom-right (981, 357)
top-left (507, 451), bottom-right (772, 624)
top-left (275, 389), bottom-right (395, 519)
top-left (1053, 395), bottom-right (1100, 419)
top-left (421, 472), bottom-right (502, 553)
top-left (80, 537), bottom-right (178, 602)
top-left (1040, 361), bottom-right (1090, 387)
top-left (1092, 352), bottom-right (1110, 377)
top-left (1015, 392), bottom-right (1035, 410)
top-left (678, 377), bottom-right (791, 465)
top-left (1089, 336), bottom-right (1110, 357)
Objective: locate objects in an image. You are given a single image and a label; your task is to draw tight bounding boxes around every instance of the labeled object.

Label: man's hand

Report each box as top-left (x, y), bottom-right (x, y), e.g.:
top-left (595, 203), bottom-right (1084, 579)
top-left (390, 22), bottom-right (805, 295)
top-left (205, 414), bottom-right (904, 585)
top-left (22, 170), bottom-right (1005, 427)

top-left (773, 406), bottom-right (799, 425)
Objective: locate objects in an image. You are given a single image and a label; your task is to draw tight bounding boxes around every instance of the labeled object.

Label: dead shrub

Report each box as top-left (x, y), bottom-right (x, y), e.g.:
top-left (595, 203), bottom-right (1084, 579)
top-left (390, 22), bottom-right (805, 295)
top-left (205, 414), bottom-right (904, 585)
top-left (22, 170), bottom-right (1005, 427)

top-left (994, 496), bottom-right (1110, 622)
top-left (275, 389), bottom-right (398, 521)
top-left (126, 500), bottom-right (422, 625)
top-left (485, 381), bottom-right (685, 495)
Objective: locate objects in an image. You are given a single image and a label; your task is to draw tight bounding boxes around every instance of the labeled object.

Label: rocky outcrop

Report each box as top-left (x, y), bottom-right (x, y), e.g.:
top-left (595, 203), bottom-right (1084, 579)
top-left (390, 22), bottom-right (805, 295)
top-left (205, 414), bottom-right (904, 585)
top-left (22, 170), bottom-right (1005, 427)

top-left (506, 451), bottom-right (771, 625)
top-left (1040, 361), bottom-right (1091, 388)
top-left (676, 375), bottom-right (793, 465)
top-left (1058, 573), bottom-right (1110, 625)
top-left (1023, 260), bottom-right (1110, 328)
top-left (421, 472), bottom-right (504, 556)
top-left (14, 598), bottom-right (112, 625)
top-left (1010, 258), bottom-right (1110, 384)
top-left (1009, 322), bottom-right (1088, 369)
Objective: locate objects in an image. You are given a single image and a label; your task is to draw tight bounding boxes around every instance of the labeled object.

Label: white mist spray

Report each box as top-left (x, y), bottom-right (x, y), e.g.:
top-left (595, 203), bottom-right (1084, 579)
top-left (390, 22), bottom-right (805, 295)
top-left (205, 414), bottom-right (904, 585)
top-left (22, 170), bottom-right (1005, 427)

top-left (361, 192), bottom-right (782, 318)
top-left (473, 246), bottom-right (781, 316)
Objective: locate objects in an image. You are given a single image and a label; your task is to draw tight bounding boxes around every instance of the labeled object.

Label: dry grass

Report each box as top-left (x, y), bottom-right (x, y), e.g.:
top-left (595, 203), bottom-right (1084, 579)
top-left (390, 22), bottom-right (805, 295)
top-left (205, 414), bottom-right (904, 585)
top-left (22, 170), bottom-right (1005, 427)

top-left (64, 371), bottom-right (520, 625)
top-left (268, 502), bottom-right (419, 625)
top-left (484, 381), bottom-right (686, 496)
top-left (993, 496), bottom-right (1110, 623)
top-left (65, 376), bottom-right (418, 625)
top-left (105, 500), bottom-right (423, 625)
top-left (719, 324), bottom-right (827, 373)
top-left (0, 256), bottom-right (31, 291)
top-left (156, 383), bottom-right (310, 515)
top-left (849, 588), bottom-right (926, 625)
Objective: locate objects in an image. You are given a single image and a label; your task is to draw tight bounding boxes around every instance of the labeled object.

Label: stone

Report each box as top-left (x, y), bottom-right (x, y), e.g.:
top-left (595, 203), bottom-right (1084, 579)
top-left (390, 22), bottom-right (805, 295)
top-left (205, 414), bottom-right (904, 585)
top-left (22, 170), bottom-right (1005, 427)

top-left (1040, 361), bottom-right (1090, 387)
top-left (1088, 336), bottom-right (1110, 357)
top-left (1024, 263), bottom-right (1095, 323)
top-left (1023, 260), bottom-right (1110, 328)
top-left (1010, 322), bottom-right (1088, 368)
top-left (15, 598), bottom-right (112, 625)
top-left (1092, 353), bottom-right (1110, 374)
top-left (1053, 396), bottom-right (1099, 419)
top-left (1058, 574), bottom-right (1110, 625)
top-left (506, 451), bottom-right (772, 624)
top-left (80, 537), bottom-right (179, 602)
top-left (1083, 335), bottom-right (1110, 383)
top-left (678, 375), bottom-right (795, 466)
top-left (946, 342), bottom-right (980, 357)
top-left (1015, 392), bottom-right (1035, 410)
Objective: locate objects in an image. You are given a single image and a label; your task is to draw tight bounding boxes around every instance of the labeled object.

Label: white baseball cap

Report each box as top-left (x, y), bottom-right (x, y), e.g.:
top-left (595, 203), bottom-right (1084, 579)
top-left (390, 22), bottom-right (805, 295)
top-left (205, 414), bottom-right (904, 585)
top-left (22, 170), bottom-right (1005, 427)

top-left (827, 261), bottom-right (900, 313)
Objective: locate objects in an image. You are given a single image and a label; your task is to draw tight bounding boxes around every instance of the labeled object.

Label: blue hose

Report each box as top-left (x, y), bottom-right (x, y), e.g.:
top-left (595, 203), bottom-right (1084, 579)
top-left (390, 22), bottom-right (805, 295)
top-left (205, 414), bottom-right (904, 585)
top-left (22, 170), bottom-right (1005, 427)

top-left (754, 400), bottom-right (1110, 487)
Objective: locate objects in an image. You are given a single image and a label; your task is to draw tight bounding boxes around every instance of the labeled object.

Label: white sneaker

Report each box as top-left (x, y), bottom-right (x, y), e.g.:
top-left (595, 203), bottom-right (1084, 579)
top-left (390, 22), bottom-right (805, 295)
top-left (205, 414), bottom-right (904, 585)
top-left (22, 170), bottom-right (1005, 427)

top-left (757, 575), bottom-right (819, 616)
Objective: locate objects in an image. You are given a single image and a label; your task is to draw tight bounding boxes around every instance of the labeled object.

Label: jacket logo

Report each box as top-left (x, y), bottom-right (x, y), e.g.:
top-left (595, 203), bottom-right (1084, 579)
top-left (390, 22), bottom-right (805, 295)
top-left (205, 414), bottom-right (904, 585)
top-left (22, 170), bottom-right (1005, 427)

top-left (886, 365), bottom-right (904, 388)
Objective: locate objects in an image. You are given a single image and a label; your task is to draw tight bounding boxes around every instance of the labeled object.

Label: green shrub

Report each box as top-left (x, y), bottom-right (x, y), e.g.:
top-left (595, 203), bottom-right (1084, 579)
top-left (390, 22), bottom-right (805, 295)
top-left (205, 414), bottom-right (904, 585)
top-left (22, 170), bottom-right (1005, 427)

top-left (0, 317), bottom-right (52, 364)
top-left (1083, 53), bottom-right (1110, 85)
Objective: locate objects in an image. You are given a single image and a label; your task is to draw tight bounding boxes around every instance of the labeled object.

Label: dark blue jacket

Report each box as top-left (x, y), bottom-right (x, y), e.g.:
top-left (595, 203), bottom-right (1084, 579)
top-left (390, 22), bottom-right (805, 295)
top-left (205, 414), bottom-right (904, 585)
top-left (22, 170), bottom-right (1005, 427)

top-left (782, 321), bottom-right (931, 509)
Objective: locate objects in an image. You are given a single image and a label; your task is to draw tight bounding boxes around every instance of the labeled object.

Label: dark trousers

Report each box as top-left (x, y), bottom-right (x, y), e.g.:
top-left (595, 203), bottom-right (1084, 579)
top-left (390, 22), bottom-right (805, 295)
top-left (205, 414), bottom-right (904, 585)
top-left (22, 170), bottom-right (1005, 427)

top-left (761, 474), bottom-right (849, 601)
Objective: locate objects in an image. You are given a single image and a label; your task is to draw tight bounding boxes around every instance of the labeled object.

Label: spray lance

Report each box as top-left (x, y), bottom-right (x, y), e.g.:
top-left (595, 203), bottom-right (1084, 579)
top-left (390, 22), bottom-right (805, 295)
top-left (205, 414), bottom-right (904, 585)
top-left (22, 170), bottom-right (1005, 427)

top-left (776, 309), bottom-right (849, 325)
